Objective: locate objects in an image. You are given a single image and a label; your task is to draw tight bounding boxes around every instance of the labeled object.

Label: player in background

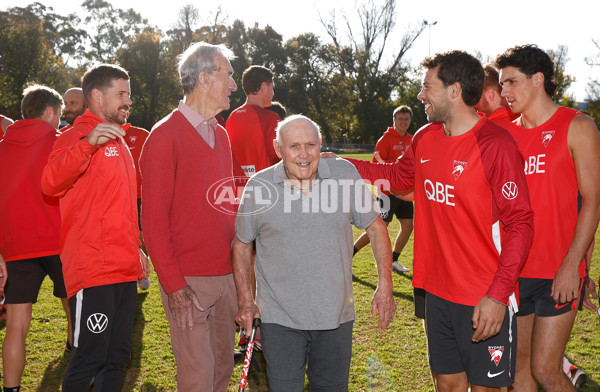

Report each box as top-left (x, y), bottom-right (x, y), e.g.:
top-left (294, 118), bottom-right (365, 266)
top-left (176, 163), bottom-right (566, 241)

top-left (353, 105), bottom-right (415, 273)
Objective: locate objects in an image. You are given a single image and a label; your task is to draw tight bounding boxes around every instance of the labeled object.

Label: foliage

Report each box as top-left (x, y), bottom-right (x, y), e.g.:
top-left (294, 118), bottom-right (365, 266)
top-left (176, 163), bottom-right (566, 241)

top-left (0, 3), bottom-right (82, 118)
top-left (547, 45), bottom-right (577, 107)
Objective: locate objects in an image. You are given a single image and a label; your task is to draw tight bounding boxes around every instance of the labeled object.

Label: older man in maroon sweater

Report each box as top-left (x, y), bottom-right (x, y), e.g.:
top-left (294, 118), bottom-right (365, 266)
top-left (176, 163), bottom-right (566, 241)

top-left (140, 42), bottom-right (239, 391)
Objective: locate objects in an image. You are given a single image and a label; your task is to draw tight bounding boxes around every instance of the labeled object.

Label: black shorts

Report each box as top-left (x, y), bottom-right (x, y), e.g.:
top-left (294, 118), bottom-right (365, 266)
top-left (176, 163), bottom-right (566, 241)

top-left (517, 277), bottom-right (583, 317)
top-left (426, 293), bottom-right (516, 388)
top-left (414, 287), bottom-right (426, 319)
top-left (377, 194), bottom-right (413, 222)
top-left (4, 254), bottom-right (67, 303)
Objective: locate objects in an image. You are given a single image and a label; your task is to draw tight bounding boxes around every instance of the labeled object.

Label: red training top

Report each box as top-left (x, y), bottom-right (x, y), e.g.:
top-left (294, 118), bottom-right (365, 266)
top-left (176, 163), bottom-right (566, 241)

top-left (489, 106), bottom-right (520, 129)
top-left (347, 118), bottom-right (534, 306)
top-left (506, 107), bottom-right (585, 279)
top-left (41, 110), bottom-right (141, 298)
top-left (140, 110), bottom-right (236, 294)
top-left (0, 119), bottom-right (61, 261)
top-left (373, 127), bottom-right (412, 196)
top-left (226, 104), bottom-right (280, 177)
top-left (124, 125), bottom-right (149, 199)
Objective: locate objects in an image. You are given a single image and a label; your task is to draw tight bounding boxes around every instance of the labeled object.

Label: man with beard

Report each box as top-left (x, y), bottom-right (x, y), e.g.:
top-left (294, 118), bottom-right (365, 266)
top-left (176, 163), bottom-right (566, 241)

top-left (42, 64), bottom-right (150, 392)
top-left (60, 88), bottom-right (88, 131)
top-left (325, 51), bottom-right (534, 392)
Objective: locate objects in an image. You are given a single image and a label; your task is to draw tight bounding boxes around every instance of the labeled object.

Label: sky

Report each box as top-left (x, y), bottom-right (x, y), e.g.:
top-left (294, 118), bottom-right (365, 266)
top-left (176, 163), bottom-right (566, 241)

top-left (5, 0), bottom-right (600, 101)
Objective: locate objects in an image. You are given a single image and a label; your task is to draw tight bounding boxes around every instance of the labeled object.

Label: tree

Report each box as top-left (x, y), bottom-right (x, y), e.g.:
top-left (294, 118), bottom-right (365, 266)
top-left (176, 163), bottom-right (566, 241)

top-left (547, 45), bottom-right (576, 107)
top-left (584, 39), bottom-right (600, 127)
top-left (284, 33), bottom-right (352, 143)
top-left (0, 4), bottom-right (72, 118)
top-left (116, 28), bottom-right (181, 130)
top-left (81, 0), bottom-right (149, 63)
top-left (321, 0), bottom-right (425, 142)
top-left (166, 4), bottom-right (200, 53)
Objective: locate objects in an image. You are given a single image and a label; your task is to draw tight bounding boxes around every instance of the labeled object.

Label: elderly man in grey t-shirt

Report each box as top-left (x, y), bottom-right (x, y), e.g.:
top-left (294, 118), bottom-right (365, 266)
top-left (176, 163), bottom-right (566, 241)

top-left (233, 114), bottom-right (396, 391)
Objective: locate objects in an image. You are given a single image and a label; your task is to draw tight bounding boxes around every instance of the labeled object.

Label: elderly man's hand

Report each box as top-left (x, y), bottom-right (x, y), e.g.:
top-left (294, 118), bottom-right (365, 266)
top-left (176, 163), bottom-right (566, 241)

top-left (371, 286), bottom-right (396, 330)
top-left (167, 285), bottom-right (203, 330)
top-left (236, 301), bottom-right (261, 338)
top-left (320, 152), bottom-right (338, 159)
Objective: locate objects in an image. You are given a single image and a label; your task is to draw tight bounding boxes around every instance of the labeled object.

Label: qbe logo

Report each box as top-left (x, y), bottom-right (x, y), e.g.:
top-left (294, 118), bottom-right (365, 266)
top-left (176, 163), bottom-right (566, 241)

top-left (87, 313), bottom-right (108, 333)
top-left (105, 146), bottom-right (119, 157)
top-left (501, 182), bottom-right (518, 200)
top-left (206, 176), bottom-right (278, 216)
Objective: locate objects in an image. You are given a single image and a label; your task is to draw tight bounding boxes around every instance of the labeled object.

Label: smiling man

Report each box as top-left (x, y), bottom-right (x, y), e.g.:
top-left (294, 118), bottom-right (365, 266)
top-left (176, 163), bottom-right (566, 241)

top-left (496, 44), bottom-right (600, 392)
top-left (42, 64), bottom-right (149, 392)
top-left (140, 42), bottom-right (239, 392)
top-left (233, 114), bottom-right (396, 391)
top-left (333, 51), bottom-right (534, 392)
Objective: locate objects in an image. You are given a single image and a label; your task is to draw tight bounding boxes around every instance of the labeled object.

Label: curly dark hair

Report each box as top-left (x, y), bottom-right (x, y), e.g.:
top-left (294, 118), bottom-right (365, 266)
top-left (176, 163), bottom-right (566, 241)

top-left (420, 50), bottom-right (484, 106)
top-left (494, 44), bottom-right (558, 97)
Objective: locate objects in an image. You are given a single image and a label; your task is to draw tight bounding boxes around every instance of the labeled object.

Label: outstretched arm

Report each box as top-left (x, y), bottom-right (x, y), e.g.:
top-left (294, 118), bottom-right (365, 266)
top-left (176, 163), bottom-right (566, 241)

top-left (365, 216), bottom-right (396, 330)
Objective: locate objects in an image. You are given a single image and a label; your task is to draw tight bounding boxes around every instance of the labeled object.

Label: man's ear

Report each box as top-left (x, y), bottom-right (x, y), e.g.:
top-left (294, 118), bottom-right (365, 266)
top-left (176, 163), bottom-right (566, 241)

top-left (92, 88), bottom-right (102, 104)
top-left (198, 72), bottom-right (211, 89)
top-left (533, 72), bottom-right (545, 91)
top-left (449, 82), bottom-right (462, 100)
top-left (273, 139), bottom-right (282, 159)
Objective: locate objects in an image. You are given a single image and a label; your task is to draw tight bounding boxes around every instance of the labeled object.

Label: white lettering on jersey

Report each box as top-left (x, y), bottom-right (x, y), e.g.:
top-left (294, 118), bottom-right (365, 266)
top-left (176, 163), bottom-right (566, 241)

top-left (502, 182), bottom-right (518, 200)
top-left (105, 146), bottom-right (119, 157)
top-left (424, 179), bottom-right (455, 206)
top-left (524, 154), bottom-right (546, 175)
top-left (541, 131), bottom-right (555, 148)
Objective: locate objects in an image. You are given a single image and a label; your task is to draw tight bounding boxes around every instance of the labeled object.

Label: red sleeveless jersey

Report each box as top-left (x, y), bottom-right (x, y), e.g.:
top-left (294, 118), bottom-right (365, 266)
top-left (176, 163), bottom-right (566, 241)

top-left (225, 104), bottom-right (280, 177)
top-left (348, 118), bottom-right (534, 306)
top-left (506, 107), bottom-right (585, 279)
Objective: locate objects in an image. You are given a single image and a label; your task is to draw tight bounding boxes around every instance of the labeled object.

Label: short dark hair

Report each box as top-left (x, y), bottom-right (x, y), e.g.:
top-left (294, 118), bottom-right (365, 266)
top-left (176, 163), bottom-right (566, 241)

top-left (494, 44), bottom-right (558, 97)
top-left (81, 64), bottom-right (130, 101)
top-left (393, 105), bottom-right (413, 119)
top-left (21, 85), bottom-right (63, 119)
top-left (242, 65), bottom-right (273, 95)
top-left (266, 101), bottom-right (287, 119)
top-left (420, 50), bottom-right (484, 106)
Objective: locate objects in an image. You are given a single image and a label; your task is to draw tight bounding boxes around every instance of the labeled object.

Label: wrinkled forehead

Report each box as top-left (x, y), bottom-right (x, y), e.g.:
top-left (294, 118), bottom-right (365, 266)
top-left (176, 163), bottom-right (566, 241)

top-left (280, 120), bottom-right (321, 144)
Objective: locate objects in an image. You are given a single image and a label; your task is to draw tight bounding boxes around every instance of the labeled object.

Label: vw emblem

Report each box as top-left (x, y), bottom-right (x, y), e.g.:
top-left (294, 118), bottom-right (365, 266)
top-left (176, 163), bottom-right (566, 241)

top-left (87, 313), bottom-right (108, 333)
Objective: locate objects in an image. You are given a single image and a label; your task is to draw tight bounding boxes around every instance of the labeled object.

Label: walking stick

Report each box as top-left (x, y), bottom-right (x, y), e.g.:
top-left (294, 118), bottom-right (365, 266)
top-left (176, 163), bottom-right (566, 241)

top-left (238, 318), bottom-right (261, 392)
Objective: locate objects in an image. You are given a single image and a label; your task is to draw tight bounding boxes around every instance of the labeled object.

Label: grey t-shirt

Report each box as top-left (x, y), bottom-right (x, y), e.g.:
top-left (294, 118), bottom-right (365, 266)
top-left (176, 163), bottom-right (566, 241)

top-left (235, 158), bottom-right (379, 330)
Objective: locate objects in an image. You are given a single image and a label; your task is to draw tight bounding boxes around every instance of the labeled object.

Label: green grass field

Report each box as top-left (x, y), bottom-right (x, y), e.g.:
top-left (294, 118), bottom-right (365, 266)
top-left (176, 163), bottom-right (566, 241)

top-left (1, 152), bottom-right (599, 391)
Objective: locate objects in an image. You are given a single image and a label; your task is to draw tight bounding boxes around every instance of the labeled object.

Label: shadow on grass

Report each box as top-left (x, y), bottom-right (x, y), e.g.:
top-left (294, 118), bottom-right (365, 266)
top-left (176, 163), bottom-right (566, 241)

top-left (37, 354), bottom-right (70, 391)
top-left (121, 290), bottom-right (149, 391)
top-left (351, 274), bottom-right (413, 302)
top-left (582, 378), bottom-right (599, 392)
